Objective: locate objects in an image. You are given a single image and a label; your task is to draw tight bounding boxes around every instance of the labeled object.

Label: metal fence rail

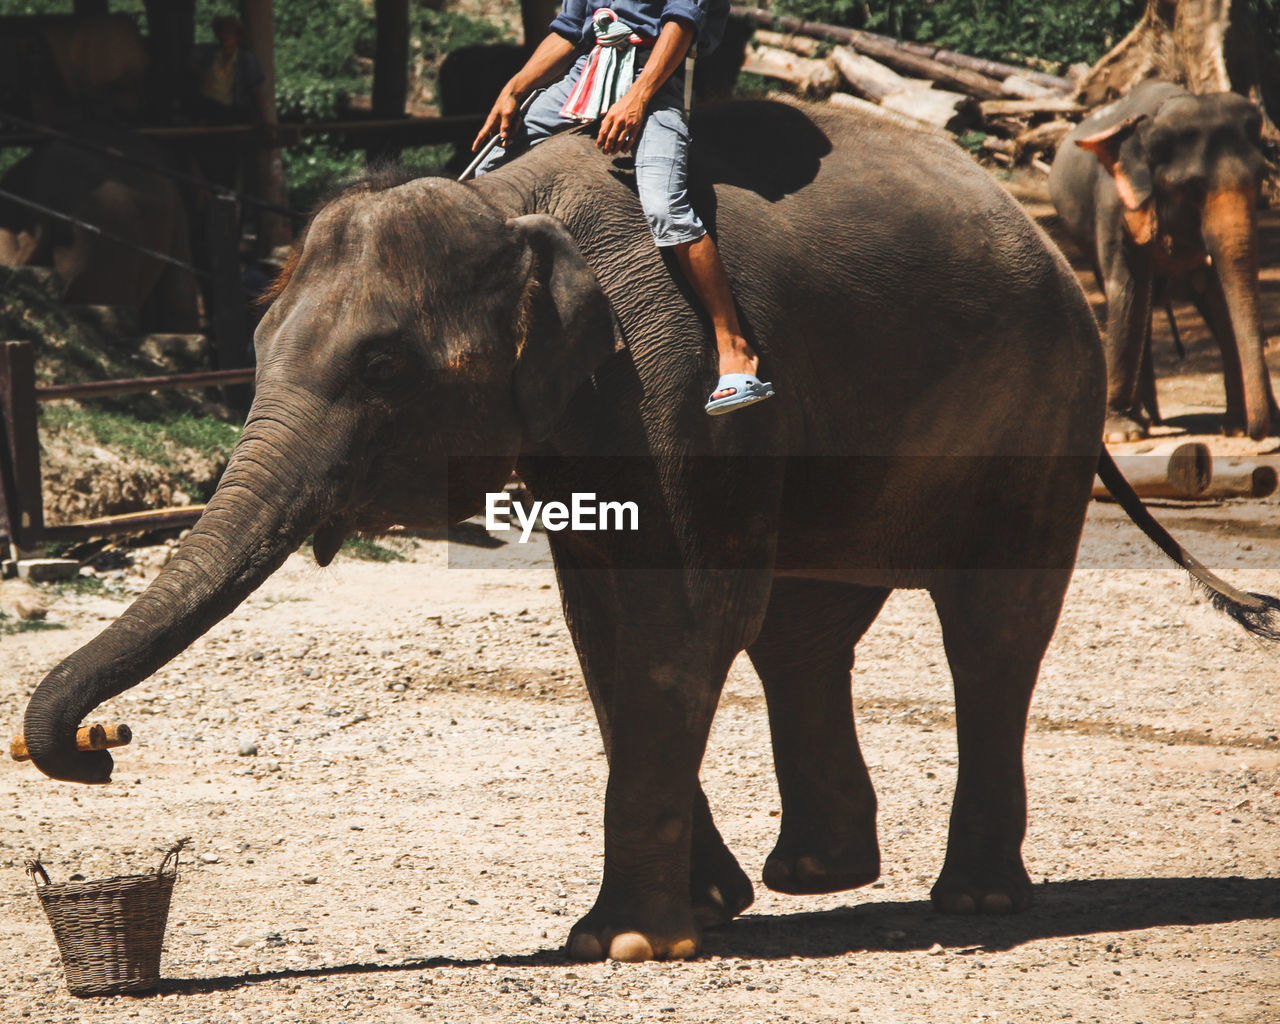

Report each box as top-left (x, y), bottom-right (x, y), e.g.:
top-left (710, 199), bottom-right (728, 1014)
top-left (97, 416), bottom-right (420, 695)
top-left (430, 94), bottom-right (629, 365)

top-left (0, 109), bottom-right (300, 221)
top-left (0, 340), bottom-right (251, 558)
top-left (0, 186), bottom-right (210, 280)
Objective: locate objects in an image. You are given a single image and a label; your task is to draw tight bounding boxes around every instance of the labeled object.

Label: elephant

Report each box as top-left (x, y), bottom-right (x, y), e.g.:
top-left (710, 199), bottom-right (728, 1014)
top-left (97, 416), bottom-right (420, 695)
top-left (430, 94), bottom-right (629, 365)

top-left (0, 14), bottom-right (149, 123)
top-left (1049, 80), bottom-right (1277, 443)
top-left (23, 99), bottom-right (1280, 962)
top-left (0, 124), bottom-right (200, 332)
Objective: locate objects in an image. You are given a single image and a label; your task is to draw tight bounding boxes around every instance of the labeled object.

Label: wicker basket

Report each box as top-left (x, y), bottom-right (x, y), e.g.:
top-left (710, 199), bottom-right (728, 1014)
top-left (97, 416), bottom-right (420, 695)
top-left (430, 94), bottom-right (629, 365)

top-left (27, 838), bottom-right (188, 997)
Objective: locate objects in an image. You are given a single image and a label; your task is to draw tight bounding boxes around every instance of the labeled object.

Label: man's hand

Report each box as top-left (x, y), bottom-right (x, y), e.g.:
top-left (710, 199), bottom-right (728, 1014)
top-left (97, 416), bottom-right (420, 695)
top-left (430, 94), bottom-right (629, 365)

top-left (597, 91), bottom-right (648, 155)
top-left (473, 88), bottom-right (522, 152)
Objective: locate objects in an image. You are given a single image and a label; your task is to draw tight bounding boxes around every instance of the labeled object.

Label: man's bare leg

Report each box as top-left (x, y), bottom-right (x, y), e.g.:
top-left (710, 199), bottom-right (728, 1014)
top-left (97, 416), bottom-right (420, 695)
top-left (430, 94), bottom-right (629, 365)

top-left (672, 234), bottom-right (760, 401)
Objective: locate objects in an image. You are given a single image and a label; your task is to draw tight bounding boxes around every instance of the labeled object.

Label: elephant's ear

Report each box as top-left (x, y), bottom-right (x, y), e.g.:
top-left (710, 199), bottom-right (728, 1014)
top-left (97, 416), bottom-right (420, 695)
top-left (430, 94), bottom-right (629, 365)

top-left (1076, 115), bottom-right (1158, 242)
top-left (507, 214), bottom-right (623, 442)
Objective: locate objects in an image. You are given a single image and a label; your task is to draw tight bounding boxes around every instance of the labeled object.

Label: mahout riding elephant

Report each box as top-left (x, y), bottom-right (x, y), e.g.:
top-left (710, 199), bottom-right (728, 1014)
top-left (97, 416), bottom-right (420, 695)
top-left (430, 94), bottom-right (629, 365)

top-left (23, 100), bottom-right (1280, 961)
top-left (1049, 81), bottom-right (1277, 443)
top-left (0, 124), bottom-right (199, 332)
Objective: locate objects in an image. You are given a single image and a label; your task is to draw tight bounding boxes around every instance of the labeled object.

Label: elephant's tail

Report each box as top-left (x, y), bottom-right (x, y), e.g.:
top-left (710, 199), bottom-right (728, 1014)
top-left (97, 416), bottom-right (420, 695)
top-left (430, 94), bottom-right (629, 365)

top-left (1097, 449), bottom-right (1280, 644)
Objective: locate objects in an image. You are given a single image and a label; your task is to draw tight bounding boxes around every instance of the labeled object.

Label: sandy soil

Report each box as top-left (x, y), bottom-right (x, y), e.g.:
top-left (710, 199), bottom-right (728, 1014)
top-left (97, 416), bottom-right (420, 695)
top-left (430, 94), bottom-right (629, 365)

top-left (2, 188), bottom-right (1280, 1023)
top-left (2, 488), bottom-right (1279, 1023)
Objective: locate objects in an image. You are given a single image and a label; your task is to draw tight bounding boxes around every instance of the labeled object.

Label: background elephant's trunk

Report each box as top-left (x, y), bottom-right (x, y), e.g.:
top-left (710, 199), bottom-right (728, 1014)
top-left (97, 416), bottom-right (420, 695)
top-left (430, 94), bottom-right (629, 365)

top-left (1201, 186), bottom-right (1272, 440)
top-left (23, 385), bottom-right (351, 784)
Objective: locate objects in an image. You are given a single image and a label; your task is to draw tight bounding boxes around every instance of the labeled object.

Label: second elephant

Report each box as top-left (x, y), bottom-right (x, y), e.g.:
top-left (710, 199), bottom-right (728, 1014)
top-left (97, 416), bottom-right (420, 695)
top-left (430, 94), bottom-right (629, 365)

top-left (0, 125), bottom-right (200, 332)
top-left (1049, 80), bottom-right (1277, 442)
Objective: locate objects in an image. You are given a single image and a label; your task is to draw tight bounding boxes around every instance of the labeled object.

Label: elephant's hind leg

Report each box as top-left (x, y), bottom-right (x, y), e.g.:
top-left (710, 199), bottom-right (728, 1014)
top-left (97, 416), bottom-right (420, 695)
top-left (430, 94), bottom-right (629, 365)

top-left (748, 579), bottom-right (890, 896)
top-left (928, 567), bottom-right (1073, 915)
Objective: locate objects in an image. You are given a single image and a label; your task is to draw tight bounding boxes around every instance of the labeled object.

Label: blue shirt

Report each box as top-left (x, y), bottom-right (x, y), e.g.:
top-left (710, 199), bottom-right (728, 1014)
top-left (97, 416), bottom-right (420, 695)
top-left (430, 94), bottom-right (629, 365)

top-left (549, 0), bottom-right (730, 54)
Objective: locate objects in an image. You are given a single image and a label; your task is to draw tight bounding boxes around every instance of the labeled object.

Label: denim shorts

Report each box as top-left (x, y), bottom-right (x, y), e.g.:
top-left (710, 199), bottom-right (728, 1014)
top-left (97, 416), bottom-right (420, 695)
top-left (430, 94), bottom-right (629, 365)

top-left (474, 51), bottom-right (706, 247)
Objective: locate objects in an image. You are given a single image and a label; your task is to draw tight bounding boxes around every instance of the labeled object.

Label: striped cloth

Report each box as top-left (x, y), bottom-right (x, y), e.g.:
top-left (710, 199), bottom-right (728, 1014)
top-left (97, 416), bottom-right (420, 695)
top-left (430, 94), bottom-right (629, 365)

top-left (559, 9), bottom-right (652, 122)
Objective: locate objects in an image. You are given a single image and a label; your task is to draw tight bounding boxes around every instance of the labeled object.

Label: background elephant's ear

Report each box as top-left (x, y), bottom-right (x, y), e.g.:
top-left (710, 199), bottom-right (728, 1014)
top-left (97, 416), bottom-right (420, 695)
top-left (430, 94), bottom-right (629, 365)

top-left (507, 214), bottom-right (623, 442)
top-left (1076, 115), bottom-right (1156, 213)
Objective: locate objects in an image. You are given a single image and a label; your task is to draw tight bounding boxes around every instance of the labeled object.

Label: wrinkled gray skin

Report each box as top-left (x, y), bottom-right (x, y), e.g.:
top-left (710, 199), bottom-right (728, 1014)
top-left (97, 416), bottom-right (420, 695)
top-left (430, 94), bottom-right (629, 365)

top-left (0, 126), bottom-right (199, 331)
top-left (1050, 81), bottom-right (1275, 443)
top-left (25, 101), bottom-right (1107, 961)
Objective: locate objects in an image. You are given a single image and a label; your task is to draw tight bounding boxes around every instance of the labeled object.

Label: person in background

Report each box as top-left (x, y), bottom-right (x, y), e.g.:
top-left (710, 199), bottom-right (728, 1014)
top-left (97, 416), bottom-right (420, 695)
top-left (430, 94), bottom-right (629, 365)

top-left (191, 16), bottom-right (266, 127)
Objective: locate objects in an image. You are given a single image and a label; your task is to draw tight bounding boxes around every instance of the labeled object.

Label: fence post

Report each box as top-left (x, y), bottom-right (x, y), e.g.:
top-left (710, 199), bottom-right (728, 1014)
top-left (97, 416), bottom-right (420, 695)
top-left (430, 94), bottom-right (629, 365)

top-left (205, 194), bottom-right (253, 409)
top-left (0, 340), bottom-right (43, 556)
top-left (0, 391), bottom-right (22, 561)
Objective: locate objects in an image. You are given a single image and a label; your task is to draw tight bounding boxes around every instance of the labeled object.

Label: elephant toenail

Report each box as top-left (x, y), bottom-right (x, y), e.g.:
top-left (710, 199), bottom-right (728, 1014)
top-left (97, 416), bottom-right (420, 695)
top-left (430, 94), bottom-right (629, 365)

top-left (980, 893), bottom-right (1014, 914)
top-left (938, 892), bottom-right (977, 914)
top-left (609, 932), bottom-right (655, 962)
top-left (796, 856), bottom-right (826, 881)
top-left (668, 938), bottom-right (699, 959)
top-left (567, 933), bottom-right (604, 961)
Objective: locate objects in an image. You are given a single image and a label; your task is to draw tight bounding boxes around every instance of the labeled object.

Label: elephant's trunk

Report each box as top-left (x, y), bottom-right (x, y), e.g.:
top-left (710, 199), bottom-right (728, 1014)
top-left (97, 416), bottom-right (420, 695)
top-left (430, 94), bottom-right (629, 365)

top-left (23, 384), bottom-right (351, 784)
top-left (1202, 185), bottom-right (1272, 441)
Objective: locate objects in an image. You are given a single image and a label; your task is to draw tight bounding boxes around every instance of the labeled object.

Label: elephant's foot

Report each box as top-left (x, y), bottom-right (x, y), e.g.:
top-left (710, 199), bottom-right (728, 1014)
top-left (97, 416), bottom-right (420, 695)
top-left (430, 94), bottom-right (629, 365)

top-left (566, 897), bottom-right (700, 962)
top-left (1103, 412), bottom-right (1150, 444)
top-left (930, 853), bottom-right (1032, 915)
top-left (690, 838), bottom-right (755, 928)
top-left (762, 820), bottom-right (881, 896)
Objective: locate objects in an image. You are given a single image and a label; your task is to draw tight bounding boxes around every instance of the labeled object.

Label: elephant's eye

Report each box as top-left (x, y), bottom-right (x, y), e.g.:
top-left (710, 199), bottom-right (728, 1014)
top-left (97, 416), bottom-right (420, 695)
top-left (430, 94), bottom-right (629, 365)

top-left (363, 352), bottom-right (398, 386)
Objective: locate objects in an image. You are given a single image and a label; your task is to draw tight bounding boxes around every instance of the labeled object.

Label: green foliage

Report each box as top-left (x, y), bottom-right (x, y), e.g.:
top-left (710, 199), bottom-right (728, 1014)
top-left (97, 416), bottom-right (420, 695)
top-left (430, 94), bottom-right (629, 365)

top-left (957, 130), bottom-right (987, 152)
top-left (413, 6), bottom-right (508, 68)
top-left (733, 72), bottom-right (777, 98)
top-left (772, 0), bottom-right (1147, 67)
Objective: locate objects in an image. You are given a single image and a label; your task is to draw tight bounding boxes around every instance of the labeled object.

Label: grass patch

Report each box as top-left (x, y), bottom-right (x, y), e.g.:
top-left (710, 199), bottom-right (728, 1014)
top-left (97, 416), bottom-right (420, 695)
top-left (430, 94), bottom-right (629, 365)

top-left (0, 613), bottom-right (66, 635)
top-left (41, 406), bottom-right (240, 468)
top-left (339, 536), bottom-right (406, 562)
top-left (301, 535), bottom-right (407, 563)
top-left (50, 575), bottom-right (107, 597)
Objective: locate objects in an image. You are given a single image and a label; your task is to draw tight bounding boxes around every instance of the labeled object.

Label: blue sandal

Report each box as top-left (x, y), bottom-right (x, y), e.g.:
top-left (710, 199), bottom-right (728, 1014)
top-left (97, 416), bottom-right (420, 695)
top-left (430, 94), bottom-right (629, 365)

top-left (705, 373), bottom-right (776, 416)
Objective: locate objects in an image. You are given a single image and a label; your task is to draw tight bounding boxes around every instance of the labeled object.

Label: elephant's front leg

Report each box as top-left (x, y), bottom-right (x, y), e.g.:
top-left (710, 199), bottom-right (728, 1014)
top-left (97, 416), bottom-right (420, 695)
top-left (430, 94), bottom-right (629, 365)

top-left (567, 658), bottom-right (724, 962)
top-left (1099, 244), bottom-right (1155, 442)
top-left (557, 568), bottom-right (755, 939)
top-left (559, 569), bottom-right (769, 962)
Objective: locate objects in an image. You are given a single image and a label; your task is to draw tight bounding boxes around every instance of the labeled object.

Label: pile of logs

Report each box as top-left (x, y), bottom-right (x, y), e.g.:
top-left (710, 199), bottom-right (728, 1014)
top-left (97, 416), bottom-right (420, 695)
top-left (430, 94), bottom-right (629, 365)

top-left (731, 6), bottom-right (1087, 172)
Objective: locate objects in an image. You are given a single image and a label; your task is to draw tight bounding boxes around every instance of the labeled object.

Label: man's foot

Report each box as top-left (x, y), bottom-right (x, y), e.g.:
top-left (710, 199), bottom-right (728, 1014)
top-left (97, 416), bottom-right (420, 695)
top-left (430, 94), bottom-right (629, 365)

top-left (705, 374), bottom-right (775, 416)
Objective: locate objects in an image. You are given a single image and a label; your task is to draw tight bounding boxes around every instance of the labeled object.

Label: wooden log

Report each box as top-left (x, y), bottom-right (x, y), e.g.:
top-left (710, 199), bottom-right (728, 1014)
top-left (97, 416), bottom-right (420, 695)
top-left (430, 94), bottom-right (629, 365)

top-left (742, 45), bottom-right (838, 96)
top-left (10, 723), bottom-right (132, 762)
top-left (980, 97), bottom-right (1089, 117)
top-left (852, 38), bottom-right (1006, 100)
top-left (831, 46), bottom-right (907, 102)
top-left (891, 40), bottom-right (1071, 93)
top-left (1000, 73), bottom-right (1060, 100)
top-left (1092, 442), bottom-right (1213, 500)
top-left (753, 29), bottom-right (825, 58)
top-left (1014, 119), bottom-right (1075, 156)
top-left (826, 91), bottom-right (955, 139)
top-left (881, 87), bottom-right (977, 132)
top-left (732, 6), bottom-right (1070, 93)
top-left (1204, 458), bottom-right (1279, 499)
top-left (831, 48), bottom-right (977, 131)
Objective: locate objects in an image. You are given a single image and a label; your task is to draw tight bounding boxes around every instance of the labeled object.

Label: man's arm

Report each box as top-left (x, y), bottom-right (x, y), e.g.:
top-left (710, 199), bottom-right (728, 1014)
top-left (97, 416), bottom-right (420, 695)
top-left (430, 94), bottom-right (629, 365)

top-left (596, 18), bottom-right (695, 156)
top-left (472, 33), bottom-right (579, 151)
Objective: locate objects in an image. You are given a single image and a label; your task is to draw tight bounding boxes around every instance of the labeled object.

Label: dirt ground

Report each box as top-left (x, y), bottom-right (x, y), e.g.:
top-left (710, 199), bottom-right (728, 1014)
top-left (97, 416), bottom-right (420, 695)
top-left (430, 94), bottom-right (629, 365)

top-left (2, 185), bottom-right (1280, 1023)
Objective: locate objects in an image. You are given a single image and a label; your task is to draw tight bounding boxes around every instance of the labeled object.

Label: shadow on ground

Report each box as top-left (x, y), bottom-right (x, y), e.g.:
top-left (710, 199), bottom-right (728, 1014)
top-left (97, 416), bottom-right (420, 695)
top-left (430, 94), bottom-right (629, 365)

top-left (156, 875), bottom-right (1278, 994)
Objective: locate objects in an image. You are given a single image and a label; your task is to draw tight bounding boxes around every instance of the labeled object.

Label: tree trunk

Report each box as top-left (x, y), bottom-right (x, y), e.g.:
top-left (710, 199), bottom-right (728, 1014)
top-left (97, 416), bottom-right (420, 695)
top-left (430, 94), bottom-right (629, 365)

top-left (240, 0), bottom-right (291, 253)
top-left (1073, 0), bottom-right (1279, 149)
